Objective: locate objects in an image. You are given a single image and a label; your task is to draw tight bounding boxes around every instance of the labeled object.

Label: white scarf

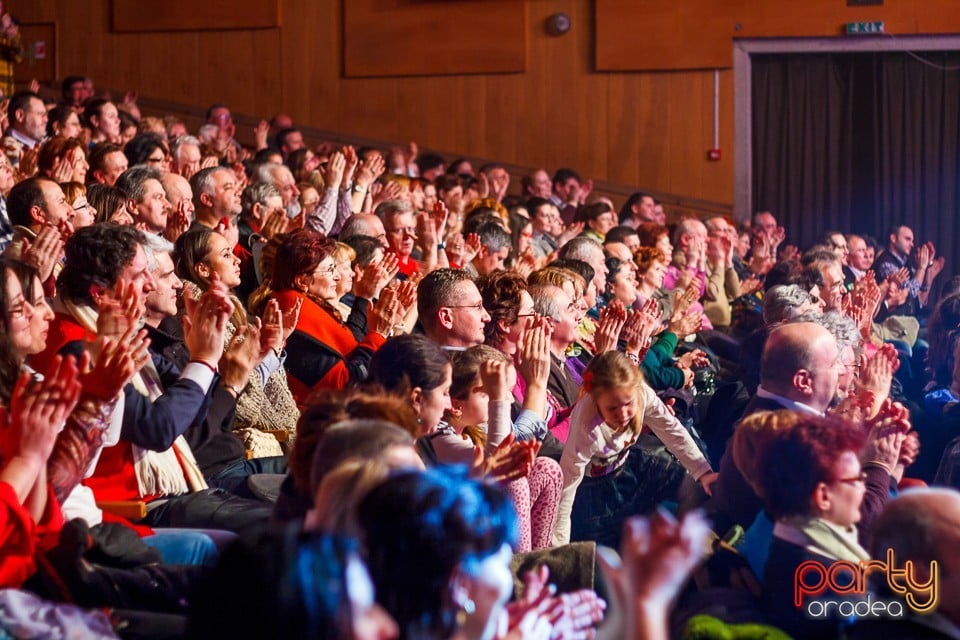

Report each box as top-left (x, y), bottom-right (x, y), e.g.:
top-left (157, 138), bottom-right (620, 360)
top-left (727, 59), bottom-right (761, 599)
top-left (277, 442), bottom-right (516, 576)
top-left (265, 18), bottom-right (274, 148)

top-left (60, 299), bottom-right (208, 497)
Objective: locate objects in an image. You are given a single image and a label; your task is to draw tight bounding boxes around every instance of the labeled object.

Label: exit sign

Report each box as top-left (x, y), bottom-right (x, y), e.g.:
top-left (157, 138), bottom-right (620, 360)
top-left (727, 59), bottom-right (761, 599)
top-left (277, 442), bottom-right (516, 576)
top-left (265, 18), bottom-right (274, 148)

top-left (846, 21), bottom-right (885, 34)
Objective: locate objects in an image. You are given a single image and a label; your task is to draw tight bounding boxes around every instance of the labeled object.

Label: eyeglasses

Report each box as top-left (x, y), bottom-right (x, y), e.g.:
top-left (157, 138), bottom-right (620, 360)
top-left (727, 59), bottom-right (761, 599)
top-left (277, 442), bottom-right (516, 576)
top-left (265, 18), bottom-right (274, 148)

top-left (837, 472), bottom-right (867, 485)
top-left (387, 227), bottom-right (417, 237)
top-left (314, 263), bottom-right (337, 276)
top-left (444, 303), bottom-right (485, 312)
top-left (516, 312), bottom-right (538, 319)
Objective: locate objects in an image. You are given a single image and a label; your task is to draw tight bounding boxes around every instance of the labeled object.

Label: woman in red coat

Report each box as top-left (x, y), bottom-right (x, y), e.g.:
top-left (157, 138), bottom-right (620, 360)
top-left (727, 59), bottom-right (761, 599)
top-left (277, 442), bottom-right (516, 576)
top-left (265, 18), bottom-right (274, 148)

top-left (271, 229), bottom-right (403, 404)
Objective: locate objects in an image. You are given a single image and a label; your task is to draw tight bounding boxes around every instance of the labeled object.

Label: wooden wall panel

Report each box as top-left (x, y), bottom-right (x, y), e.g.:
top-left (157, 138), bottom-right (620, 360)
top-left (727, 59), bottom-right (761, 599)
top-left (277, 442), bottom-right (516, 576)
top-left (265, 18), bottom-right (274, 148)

top-left (112, 0), bottom-right (281, 33)
top-left (13, 23), bottom-right (56, 84)
top-left (598, 0), bottom-right (960, 71)
top-left (343, 0), bottom-right (526, 78)
top-left (21, 0), bottom-right (742, 211)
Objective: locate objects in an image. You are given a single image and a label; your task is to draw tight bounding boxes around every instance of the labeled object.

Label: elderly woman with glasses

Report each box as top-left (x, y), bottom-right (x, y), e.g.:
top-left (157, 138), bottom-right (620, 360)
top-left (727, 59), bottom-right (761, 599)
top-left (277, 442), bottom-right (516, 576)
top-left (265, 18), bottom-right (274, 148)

top-left (742, 410), bottom-right (873, 640)
top-left (270, 229), bottom-right (405, 403)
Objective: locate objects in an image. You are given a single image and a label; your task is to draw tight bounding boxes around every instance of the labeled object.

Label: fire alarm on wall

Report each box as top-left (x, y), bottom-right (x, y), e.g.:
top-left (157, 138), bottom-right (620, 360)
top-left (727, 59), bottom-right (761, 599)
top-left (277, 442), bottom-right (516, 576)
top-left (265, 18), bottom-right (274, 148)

top-left (546, 13), bottom-right (571, 36)
top-left (708, 149), bottom-right (722, 161)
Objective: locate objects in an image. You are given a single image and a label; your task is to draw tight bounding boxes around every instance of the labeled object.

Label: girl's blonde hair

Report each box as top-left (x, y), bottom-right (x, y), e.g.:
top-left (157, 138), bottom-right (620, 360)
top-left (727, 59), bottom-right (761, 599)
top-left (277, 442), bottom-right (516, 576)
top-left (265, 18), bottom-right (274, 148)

top-left (582, 351), bottom-right (646, 436)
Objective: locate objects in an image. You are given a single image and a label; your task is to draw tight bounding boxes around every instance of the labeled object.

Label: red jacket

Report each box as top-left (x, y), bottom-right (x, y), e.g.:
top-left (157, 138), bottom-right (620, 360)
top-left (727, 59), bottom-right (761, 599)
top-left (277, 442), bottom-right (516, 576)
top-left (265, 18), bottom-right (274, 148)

top-left (272, 290), bottom-right (386, 404)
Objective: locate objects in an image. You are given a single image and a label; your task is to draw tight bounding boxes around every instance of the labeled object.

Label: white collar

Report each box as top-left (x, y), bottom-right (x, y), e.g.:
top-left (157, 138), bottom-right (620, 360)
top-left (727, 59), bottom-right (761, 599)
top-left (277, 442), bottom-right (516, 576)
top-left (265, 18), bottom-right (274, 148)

top-left (755, 385), bottom-right (824, 416)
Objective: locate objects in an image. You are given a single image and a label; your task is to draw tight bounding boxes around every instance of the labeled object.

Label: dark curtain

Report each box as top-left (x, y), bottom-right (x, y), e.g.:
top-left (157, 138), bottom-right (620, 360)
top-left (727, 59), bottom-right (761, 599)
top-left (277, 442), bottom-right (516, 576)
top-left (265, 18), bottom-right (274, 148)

top-left (752, 51), bottom-right (960, 276)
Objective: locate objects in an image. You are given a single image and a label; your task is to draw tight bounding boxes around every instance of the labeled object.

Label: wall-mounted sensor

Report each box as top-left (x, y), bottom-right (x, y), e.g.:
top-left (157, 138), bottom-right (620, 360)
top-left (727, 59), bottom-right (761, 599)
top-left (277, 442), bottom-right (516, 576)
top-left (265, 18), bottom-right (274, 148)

top-left (546, 13), bottom-right (571, 36)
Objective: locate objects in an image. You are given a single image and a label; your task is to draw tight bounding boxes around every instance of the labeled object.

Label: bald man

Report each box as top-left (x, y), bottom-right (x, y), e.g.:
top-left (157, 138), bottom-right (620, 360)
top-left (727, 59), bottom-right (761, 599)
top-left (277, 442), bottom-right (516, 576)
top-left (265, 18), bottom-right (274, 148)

top-left (339, 213), bottom-right (388, 249)
top-left (603, 241), bottom-right (633, 263)
top-left (706, 322), bottom-right (896, 540)
top-left (850, 489), bottom-right (960, 638)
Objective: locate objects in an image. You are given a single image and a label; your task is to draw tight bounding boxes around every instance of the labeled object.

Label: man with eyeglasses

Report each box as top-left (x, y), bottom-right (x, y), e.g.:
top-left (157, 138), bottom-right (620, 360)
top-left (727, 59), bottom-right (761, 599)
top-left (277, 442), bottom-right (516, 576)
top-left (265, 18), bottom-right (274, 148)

top-left (706, 322), bottom-right (900, 543)
top-left (417, 268), bottom-right (491, 350)
top-left (377, 199), bottom-right (425, 279)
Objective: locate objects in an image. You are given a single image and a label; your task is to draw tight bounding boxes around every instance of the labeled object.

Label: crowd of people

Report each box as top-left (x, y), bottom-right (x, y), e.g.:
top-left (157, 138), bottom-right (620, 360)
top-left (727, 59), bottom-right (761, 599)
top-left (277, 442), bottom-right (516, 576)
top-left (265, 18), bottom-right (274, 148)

top-left (0, 75), bottom-right (958, 639)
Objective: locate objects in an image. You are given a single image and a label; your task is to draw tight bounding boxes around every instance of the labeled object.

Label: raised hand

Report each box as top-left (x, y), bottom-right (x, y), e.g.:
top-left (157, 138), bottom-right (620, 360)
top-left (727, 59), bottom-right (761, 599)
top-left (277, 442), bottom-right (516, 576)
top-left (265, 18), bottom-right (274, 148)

top-left (473, 433), bottom-right (538, 484)
top-left (676, 349), bottom-right (709, 370)
top-left (597, 509), bottom-right (710, 634)
top-left (50, 155), bottom-right (75, 184)
top-left (517, 317), bottom-right (551, 389)
top-left (557, 222), bottom-right (585, 247)
top-left (95, 278), bottom-right (143, 341)
top-left (595, 301), bottom-right (627, 354)
top-left (342, 145), bottom-right (359, 187)
top-left (324, 151), bottom-right (346, 192)
top-left (461, 232), bottom-right (482, 265)
top-left (372, 181), bottom-right (404, 210)
top-left (219, 322), bottom-right (261, 394)
top-left (368, 285), bottom-right (403, 336)
top-left (19, 145), bottom-right (39, 177)
top-left (480, 360), bottom-right (512, 402)
top-left (20, 225), bottom-right (64, 283)
top-left (260, 207), bottom-right (289, 240)
top-left (622, 301), bottom-right (660, 358)
top-left (506, 564), bottom-right (606, 640)
top-left (253, 120), bottom-right (270, 151)
top-left (81, 326), bottom-right (151, 400)
top-left (355, 152), bottom-right (385, 189)
top-left (671, 286), bottom-right (699, 320)
top-left (477, 172), bottom-right (491, 199)
top-left (182, 273), bottom-right (233, 367)
top-left (258, 298), bottom-right (285, 359)
top-left (12, 357), bottom-right (82, 467)
top-left (279, 296), bottom-right (302, 341)
top-left (355, 254), bottom-right (399, 301)
top-left (916, 243), bottom-right (932, 271)
top-left (163, 200), bottom-right (191, 243)
top-left (859, 344), bottom-right (899, 413)
top-left (512, 246), bottom-right (539, 278)
top-left (430, 200), bottom-right (449, 239)
top-left (392, 278), bottom-right (418, 317)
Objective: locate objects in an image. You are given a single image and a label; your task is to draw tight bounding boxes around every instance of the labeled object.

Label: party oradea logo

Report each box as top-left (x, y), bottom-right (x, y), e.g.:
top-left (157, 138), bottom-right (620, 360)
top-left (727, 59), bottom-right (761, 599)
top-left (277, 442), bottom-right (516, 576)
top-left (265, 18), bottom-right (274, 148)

top-left (794, 549), bottom-right (938, 619)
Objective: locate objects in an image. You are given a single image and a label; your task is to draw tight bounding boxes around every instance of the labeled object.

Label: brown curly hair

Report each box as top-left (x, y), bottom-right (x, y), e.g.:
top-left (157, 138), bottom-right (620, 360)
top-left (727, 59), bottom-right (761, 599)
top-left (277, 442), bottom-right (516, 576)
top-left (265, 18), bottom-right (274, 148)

top-left (633, 246), bottom-right (666, 276)
top-left (477, 270), bottom-right (528, 347)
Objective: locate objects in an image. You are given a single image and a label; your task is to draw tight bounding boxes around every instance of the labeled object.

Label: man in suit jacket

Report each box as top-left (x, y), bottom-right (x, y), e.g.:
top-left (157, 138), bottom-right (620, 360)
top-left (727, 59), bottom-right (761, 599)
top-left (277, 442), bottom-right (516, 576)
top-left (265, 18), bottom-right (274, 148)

top-left (706, 322), bottom-right (898, 541)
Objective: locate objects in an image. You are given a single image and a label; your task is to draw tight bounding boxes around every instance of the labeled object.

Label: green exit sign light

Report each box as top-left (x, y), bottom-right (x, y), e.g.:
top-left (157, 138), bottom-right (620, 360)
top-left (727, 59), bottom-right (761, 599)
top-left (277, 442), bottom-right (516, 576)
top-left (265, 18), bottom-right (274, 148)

top-left (846, 21), bottom-right (885, 34)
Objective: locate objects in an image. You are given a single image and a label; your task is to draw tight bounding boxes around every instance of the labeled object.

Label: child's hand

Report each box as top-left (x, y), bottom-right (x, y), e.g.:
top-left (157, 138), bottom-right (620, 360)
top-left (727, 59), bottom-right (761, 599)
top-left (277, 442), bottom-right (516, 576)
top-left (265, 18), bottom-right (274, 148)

top-left (479, 360), bottom-right (511, 402)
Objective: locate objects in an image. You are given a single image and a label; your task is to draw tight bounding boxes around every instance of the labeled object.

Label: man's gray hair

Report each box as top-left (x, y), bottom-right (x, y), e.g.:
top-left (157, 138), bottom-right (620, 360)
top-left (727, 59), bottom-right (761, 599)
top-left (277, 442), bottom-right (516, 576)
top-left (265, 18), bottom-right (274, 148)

top-left (115, 165), bottom-right (163, 203)
top-left (794, 310), bottom-right (860, 352)
top-left (254, 162), bottom-right (293, 187)
top-left (241, 182), bottom-right (281, 218)
top-left (529, 283), bottom-right (564, 321)
top-left (374, 199), bottom-right (413, 224)
top-left (762, 284), bottom-right (813, 325)
top-left (190, 166), bottom-right (230, 201)
top-left (138, 231), bottom-right (174, 273)
top-left (170, 135), bottom-right (200, 164)
top-left (557, 236), bottom-right (602, 262)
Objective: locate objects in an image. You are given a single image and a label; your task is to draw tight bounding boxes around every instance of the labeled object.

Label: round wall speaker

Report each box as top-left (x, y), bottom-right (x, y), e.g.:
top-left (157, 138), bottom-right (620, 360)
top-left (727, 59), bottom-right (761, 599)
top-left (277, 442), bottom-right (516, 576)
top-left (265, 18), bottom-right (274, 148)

top-left (546, 13), bottom-right (571, 36)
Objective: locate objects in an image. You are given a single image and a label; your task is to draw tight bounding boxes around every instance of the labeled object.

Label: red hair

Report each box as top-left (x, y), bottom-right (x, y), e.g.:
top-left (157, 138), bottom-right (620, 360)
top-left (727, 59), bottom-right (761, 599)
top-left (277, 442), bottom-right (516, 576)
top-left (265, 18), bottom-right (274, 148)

top-left (271, 229), bottom-right (336, 292)
top-left (755, 413), bottom-right (866, 520)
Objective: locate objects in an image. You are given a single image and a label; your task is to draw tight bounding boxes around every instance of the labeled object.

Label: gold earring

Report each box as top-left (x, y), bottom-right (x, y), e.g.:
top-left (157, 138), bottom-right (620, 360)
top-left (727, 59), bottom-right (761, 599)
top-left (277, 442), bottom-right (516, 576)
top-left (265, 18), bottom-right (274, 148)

top-left (455, 598), bottom-right (475, 627)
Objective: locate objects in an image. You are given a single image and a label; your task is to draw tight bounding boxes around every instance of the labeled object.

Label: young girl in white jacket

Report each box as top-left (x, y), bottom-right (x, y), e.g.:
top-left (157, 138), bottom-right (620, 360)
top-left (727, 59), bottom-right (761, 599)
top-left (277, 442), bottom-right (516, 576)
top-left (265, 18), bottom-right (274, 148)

top-left (554, 351), bottom-right (718, 546)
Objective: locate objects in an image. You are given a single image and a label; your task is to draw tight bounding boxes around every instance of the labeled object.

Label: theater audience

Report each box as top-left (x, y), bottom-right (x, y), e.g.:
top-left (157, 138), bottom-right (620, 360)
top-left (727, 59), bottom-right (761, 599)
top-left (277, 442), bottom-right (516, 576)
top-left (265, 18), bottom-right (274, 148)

top-left (5, 77), bottom-right (960, 640)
